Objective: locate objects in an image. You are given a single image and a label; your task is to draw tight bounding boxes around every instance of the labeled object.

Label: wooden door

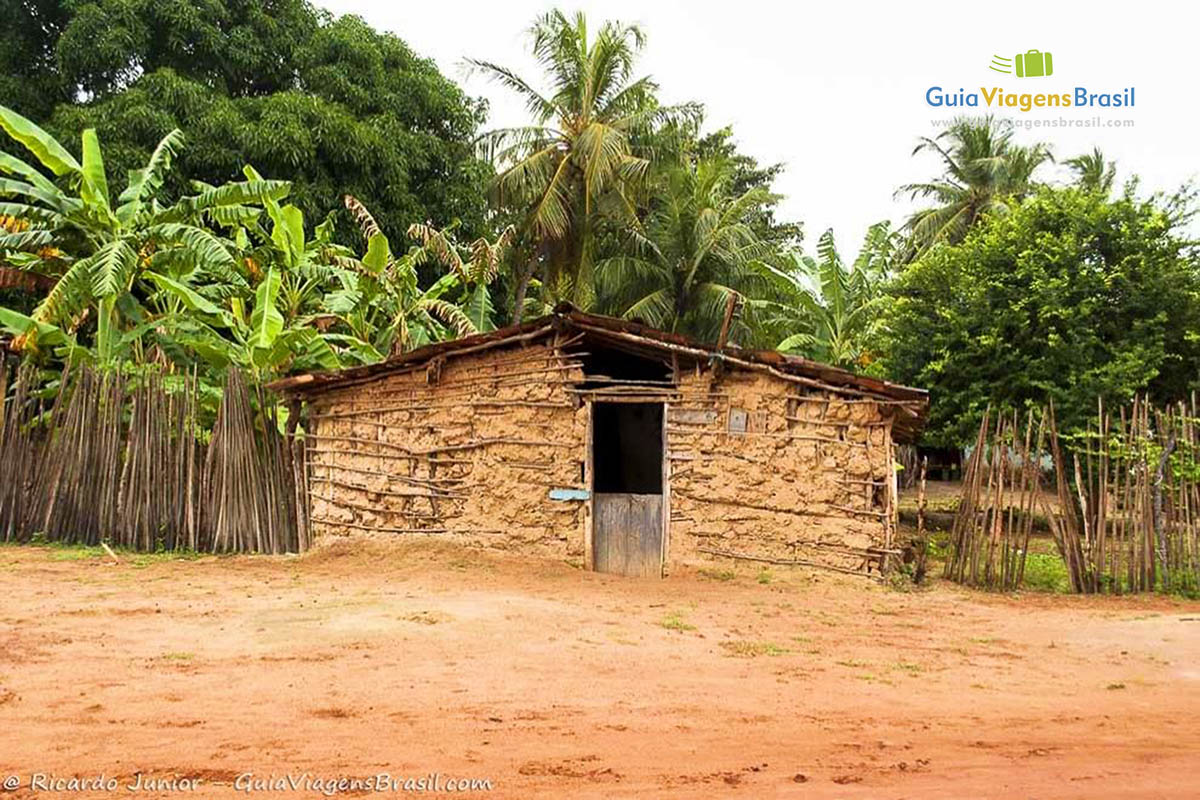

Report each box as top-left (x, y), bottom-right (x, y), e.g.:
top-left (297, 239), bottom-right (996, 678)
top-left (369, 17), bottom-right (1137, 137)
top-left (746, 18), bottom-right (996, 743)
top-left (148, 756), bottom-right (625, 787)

top-left (593, 493), bottom-right (663, 577)
top-left (589, 401), bottom-right (665, 578)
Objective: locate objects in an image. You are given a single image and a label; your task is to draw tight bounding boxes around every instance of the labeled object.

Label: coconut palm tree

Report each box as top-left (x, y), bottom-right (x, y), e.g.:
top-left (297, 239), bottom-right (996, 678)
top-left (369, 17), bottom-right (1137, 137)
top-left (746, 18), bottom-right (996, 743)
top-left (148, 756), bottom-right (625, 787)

top-left (1066, 147), bottom-right (1117, 196)
top-left (897, 116), bottom-right (1051, 258)
top-left (594, 158), bottom-right (771, 343)
top-left (470, 11), bottom-right (692, 317)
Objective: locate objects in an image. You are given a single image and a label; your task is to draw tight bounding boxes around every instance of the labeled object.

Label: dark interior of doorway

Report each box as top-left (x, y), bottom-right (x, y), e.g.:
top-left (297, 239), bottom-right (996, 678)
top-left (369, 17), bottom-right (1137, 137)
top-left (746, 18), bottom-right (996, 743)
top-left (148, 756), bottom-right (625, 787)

top-left (593, 402), bottom-right (663, 494)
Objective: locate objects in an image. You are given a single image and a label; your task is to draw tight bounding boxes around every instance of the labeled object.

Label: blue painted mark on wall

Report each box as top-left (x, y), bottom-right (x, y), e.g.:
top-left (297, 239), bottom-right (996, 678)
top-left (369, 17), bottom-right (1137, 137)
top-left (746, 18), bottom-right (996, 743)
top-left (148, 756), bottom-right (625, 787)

top-left (549, 488), bottom-right (590, 501)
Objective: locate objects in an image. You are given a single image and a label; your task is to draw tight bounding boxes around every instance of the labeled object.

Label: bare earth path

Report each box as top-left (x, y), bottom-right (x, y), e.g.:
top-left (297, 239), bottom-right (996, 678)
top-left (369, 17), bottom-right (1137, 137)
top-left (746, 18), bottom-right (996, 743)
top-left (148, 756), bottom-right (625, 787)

top-left (1, 540), bottom-right (1198, 798)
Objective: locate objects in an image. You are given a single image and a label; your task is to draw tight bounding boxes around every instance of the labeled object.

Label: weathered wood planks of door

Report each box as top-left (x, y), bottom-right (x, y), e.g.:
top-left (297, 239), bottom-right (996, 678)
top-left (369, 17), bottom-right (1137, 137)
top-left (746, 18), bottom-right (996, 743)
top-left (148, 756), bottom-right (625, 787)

top-left (593, 493), bottom-right (663, 577)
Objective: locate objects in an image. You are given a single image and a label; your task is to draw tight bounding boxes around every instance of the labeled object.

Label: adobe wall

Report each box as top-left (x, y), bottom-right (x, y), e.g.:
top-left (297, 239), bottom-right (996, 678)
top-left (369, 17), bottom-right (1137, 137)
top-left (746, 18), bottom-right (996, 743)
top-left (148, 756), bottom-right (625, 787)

top-left (301, 344), bottom-right (898, 576)
top-left (665, 369), bottom-right (897, 574)
top-left (304, 340), bottom-right (590, 559)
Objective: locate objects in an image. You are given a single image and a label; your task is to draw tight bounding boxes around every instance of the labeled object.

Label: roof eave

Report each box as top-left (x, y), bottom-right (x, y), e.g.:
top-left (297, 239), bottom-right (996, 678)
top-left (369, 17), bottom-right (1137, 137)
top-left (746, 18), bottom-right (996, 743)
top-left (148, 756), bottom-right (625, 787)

top-left (267, 306), bottom-right (930, 441)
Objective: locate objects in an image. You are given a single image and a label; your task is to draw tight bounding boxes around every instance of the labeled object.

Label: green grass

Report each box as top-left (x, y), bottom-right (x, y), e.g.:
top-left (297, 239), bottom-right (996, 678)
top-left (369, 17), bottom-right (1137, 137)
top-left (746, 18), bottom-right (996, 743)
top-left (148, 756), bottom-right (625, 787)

top-left (756, 569), bottom-right (773, 585)
top-left (2, 538), bottom-right (208, 565)
top-left (926, 532), bottom-right (1200, 598)
top-left (159, 651), bottom-right (195, 661)
top-left (660, 611), bottom-right (696, 632)
top-left (49, 547), bottom-right (103, 562)
top-left (834, 658), bottom-right (870, 668)
top-left (1021, 552), bottom-right (1072, 593)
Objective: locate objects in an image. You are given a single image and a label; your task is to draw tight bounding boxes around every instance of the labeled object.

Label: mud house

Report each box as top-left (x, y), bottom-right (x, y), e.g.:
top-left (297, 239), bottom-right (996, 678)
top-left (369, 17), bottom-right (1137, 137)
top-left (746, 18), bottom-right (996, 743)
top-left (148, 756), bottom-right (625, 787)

top-left (270, 306), bottom-right (928, 578)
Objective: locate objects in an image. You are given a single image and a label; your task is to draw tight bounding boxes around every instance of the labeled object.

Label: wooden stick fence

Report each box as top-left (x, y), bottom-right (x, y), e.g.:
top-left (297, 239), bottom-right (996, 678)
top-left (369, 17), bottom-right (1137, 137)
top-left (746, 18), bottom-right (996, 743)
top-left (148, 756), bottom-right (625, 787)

top-left (944, 408), bottom-right (1044, 590)
top-left (948, 397), bottom-right (1200, 594)
top-left (0, 363), bottom-right (306, 553)
top-left (1059, 397), bottom-right (1200, 594)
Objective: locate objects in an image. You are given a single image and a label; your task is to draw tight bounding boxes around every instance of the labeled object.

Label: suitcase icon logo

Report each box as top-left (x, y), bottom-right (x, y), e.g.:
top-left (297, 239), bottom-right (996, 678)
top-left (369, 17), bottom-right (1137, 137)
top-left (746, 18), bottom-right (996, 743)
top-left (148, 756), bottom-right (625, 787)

top-left (1015, 50), bottom-right (1053, 78)
top-left (989, 50), bottom-right (1054, 78)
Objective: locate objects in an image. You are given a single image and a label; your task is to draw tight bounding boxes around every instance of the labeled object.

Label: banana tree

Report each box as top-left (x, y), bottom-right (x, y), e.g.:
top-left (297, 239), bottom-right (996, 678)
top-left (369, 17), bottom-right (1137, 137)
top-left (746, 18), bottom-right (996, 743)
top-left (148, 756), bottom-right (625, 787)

top-left (328, 196), bottom-right (480, 358)
top-left (0, 104), bottom-right (284, 367)
top-left (148, 264), bottom-right (340, 383)
top-left (142, 169), bottom-right (351, 380)
top-left (407, 219), bottom-right (514, 333)
top-left (763, 224), bottom-right (898, 370)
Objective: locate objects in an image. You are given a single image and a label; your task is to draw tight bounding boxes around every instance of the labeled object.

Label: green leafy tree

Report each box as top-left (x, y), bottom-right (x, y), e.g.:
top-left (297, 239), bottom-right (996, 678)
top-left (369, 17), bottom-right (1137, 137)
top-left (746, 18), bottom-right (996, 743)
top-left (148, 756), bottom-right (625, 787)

top-left (882, 187), bottom-right (1200, 445)
top-left (898, 116), bottom-right (1051, 257)
top-left (594, 158), bottom-right (771, 343)
top-left (471, 10), bottom-right (690, 316)
top-left (765, 223), bottom-right (899, 369)
top-left (692, 125), bottom-right (801, 249)
top-left (4, 1), bottom-right (491, 245)
top-left (0, 0), bottom-right (71, 122)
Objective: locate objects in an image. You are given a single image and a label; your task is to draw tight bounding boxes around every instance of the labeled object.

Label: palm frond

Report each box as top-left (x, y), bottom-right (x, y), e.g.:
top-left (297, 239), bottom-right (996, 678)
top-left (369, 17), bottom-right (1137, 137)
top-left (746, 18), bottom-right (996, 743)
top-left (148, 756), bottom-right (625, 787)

top-left (621, 287), bottom-right (672, 328)
top-left (464, 59), bottom-right (558, 121)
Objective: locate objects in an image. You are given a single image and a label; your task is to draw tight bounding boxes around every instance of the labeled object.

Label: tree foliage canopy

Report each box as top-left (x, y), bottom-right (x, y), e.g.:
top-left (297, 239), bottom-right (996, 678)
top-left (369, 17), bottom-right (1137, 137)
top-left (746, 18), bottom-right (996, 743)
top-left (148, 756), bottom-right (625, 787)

top-left (883, 186), bottom-right (1200, 446)
top-left (765, 224), bottom-right (899, 370)
top-left (471, 10), bottom-right (685, 310)
top-left (1, 0), bottom-right (492, 244)
top-left (594, 157), bottom-right (772, 342)
top-left (6, 8), bottom-right (1197, 459)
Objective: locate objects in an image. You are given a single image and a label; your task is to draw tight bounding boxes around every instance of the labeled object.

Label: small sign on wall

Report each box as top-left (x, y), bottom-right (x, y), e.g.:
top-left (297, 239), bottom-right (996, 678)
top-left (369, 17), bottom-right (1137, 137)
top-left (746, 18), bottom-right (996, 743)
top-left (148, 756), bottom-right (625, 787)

top-left (729, 408), bottom-right (748, 434)
top-left (549, 488), bottom-right (591, 501)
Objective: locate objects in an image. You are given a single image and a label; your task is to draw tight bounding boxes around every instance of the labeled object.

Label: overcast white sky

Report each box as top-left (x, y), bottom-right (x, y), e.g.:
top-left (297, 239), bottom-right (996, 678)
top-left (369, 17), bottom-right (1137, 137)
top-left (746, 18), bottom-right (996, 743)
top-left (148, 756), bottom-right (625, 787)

top-left (318, 0), bottom-right (1198, 253)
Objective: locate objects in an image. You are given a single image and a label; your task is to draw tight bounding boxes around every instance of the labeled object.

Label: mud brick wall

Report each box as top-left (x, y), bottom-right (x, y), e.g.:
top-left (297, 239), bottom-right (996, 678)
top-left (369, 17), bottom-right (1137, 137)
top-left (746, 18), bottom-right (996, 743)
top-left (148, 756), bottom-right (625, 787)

top-left (304, 341), bottom-right (589, 558)
top-left (665, 370), bottom-right (896, 574)
top-left (301, 343), bottom-right (898, 575)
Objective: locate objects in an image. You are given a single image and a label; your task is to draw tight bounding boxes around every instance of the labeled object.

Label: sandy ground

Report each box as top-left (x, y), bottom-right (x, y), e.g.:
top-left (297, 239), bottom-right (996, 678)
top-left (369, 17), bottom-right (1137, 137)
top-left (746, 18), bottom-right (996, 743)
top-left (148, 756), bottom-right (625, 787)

top-left (1, 540), bottom-right (1199, 799)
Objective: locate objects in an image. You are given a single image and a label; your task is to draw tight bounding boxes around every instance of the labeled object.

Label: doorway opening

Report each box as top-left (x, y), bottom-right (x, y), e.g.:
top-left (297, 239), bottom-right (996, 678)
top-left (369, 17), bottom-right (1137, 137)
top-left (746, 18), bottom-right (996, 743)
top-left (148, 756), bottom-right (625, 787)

top-left (591, 402), bottom-right (665, 578)
top-left (593, 403), bottom-right (663, 493)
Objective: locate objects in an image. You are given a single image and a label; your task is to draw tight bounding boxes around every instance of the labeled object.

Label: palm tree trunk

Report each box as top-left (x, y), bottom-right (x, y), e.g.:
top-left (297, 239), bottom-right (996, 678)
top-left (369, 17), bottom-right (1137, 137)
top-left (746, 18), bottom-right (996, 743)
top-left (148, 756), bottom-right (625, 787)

top-left (511, 258), bottom-right (535, 324)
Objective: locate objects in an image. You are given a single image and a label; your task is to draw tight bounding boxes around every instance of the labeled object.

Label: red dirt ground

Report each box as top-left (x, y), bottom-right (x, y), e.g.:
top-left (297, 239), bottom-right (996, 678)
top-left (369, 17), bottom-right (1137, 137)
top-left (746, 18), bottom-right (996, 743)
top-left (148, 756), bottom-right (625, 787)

top-left (1, 540), bottom-right (1198, 799)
